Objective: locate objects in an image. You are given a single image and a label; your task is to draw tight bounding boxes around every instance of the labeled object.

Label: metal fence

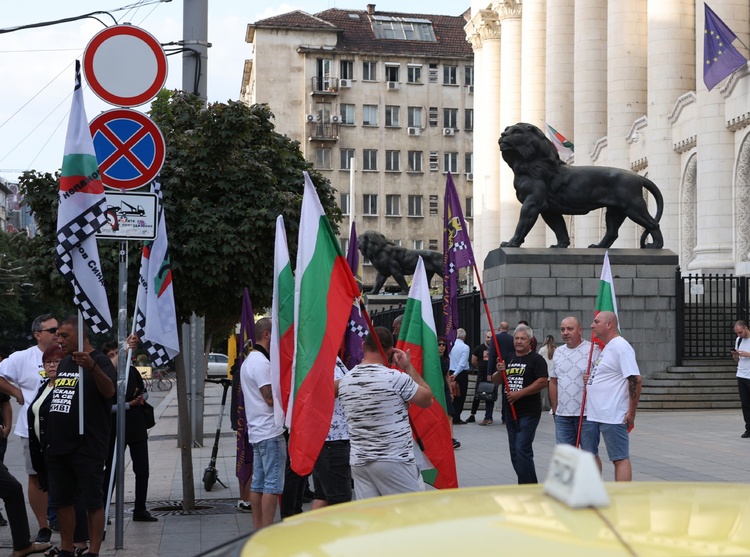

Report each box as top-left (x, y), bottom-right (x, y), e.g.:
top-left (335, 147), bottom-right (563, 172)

top-left (369, 290), bottom-right (483, 350)
top-left (676, 270), bottom-right (749, 364)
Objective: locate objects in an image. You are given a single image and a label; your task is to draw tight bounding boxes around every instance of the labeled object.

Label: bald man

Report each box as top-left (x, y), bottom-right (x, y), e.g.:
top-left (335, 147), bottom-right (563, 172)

top-left (583, 312), bottom-right (641, 481)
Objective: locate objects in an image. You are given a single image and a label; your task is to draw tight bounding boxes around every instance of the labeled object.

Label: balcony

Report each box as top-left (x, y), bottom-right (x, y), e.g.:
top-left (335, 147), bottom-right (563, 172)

top-left (308, 122), bottom-right (339, 141)
top-left (310, 76), bottom-right (340, 95)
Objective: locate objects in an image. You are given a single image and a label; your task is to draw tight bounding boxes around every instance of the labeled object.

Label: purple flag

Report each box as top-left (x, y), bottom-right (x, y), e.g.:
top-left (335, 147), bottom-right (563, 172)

top-left (235, 287), bottom-right (255, 485)
top-left (342, 222), bottom-right (367, 369)
top-left (442, 172), bottom-right (476, 344)
top-left (704, 3), bottom-right (748, 91)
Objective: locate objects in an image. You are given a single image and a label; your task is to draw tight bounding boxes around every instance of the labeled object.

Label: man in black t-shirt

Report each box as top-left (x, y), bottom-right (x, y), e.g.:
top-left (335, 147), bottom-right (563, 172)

top-left (491, 324), bottom-right (547, 484)
top-left (47, 317), bottom-right (116, 557)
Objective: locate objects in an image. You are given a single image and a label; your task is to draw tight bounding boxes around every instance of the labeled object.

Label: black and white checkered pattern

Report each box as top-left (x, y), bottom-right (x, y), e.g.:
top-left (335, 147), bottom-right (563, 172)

top-left (452, 241), bottom-right (468, 252)
top-left (348, 319), bottom-right (367, 338)
top-left (55, 249), bottom-right (110, 334)
top-left (56, 201), bottom-right (107, 255)
top-left (135, 307), bottom-right (172, 367)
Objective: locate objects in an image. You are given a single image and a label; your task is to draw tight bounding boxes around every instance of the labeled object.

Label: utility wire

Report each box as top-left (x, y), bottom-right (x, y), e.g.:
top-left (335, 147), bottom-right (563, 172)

top-left (26, 107), bottom-right (71, 170)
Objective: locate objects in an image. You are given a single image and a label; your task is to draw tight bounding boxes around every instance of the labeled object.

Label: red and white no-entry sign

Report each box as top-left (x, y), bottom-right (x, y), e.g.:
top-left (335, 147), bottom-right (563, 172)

top-left (83, 25), bottom-right (168, 107)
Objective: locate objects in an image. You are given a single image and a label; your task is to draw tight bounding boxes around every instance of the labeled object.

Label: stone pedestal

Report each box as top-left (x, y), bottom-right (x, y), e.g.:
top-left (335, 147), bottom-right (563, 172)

top-left (482, 248), bottom-right (679, 378)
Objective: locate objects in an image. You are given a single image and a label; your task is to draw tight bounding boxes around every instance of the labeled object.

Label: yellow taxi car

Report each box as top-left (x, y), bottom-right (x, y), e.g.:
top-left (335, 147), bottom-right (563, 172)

top-left (202, 481), bottom-right (750, 557)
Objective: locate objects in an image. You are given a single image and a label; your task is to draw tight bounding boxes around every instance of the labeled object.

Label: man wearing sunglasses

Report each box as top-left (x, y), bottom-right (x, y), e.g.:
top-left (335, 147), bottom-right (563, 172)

top-left (0, 314), bottom-right (58, 545)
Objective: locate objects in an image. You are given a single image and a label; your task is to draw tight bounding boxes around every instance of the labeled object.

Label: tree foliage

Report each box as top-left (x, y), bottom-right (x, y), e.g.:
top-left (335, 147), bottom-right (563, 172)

top-left (18, 92), bottom-right (341, 342)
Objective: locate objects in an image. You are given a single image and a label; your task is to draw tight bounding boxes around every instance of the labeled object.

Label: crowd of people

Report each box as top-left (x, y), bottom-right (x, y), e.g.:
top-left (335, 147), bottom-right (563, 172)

top-left (0, 309), bottom-right (647, 543)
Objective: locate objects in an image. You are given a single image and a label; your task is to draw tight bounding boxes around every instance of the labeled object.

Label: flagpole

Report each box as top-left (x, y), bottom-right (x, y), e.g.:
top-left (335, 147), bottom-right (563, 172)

top-left (349, 156), bottom-right (356, 237)
top-left (78, 309), bottom-right (84, 436)
top-left (575, 331), bottom-right (597, 448)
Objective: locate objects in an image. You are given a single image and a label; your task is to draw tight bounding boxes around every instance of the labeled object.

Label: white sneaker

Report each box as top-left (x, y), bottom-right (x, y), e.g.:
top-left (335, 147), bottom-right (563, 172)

top-left (237, 501), bottom-right (252, 513)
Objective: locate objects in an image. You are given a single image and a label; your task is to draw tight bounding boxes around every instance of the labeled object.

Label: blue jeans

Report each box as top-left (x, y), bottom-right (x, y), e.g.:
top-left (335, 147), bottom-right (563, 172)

top-left (554, 415), bottom-right (595, 447)
top-left (251, 434), bottom-right (286, 494)
top-left (580, 421), bottom-right (630, 461)
top-left (506, 414), bottom-right (541, 484)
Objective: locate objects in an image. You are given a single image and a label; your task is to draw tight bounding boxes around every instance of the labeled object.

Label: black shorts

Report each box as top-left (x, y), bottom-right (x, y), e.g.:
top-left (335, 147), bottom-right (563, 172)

top-left (47, 452), bottom-right (105, 510)
top-left (312, 440), bottom-right (352, 505)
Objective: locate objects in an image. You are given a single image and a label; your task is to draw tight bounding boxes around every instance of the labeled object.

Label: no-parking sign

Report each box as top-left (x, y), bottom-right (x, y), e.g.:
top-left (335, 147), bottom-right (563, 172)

top-left (90, 109), bottom-right (165, 190)
top-left (83, 24), bottom-right (168, 107)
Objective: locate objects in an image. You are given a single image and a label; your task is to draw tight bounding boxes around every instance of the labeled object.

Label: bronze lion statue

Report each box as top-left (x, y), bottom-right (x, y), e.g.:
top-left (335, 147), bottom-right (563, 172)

top-left (498, 122), bottom-right (664, 249)
top-left (359, 230), bottom-right (443, 294)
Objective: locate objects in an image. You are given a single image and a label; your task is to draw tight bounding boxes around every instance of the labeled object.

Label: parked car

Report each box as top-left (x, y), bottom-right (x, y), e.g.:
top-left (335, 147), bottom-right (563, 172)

top-left (206, 353), bottom-right (229, 378)
top-left (199, 481), bottom-right (750, 557)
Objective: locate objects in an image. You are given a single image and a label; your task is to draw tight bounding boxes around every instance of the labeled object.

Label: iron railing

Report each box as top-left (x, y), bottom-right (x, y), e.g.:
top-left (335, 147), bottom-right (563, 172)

top-left (676, 269), bottom-right (749, 364)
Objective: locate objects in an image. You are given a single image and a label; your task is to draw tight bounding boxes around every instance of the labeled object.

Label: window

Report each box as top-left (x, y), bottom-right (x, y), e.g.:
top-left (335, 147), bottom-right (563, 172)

top-left (465, 197), bottom-right (473, 218)
top-left (340, 192), bottom-right (350, 215)
top-left (316, 148), bottom-right (331, 169)
top-left (443, 65), bottom-right (457, 85)
top-left (428, 239), bottom-right (438, 250)
top-left (340, 237), bottom-right (350, 254)
top-left (407, 106), bottom-right (422, 128)
top-left (413, 239), bottom-right (424, 250)
top-left (429, 63), bottom-right (438, 83)
top-left (385, 150), bottom-right (400, 171)
top-left (429, 107), bottom-right (438, 127)
top-left (443, 108), bottom-right (458, 129)
top-left (408, 151), bottom-right (423, 172)
top-left (465, 152), bottom-right (473, 174)
top-left (444, 152), bottom-right (458, 173)
top-left (429, 151), bottom-right (439, 172)
top-left (464, 66), bottom-right (474, 86)
top-left (340, 60), bottom-right (354, 80)
top-left (464, 109), bottom-right (473, 131)
top-left (407, 65), bottom-right (422, 83)
top-left (363, 194), bottom-right (378, 215)
top-left (370, 16), bottom-right (436, 42)
top-left (429, 194), bottom-right (438, 215)
top-left (340, 104), bottom-right (355, 125)
top-left (386, 194), bottom-right (401, 216)
top-left (385, 64), bottom-right (399, 82)
top-left (363, 61), bottom-right (377, 81)
top-left (385, 105), bottom-right (400, 127)
top-left (340, 149), bottom-right (355, 170)
top-left (316, 58), bottom-right (332, 91)
top-left (363, 105), bottom-right (378, 126)
top-left (408, 195), bottom-right (423, 216)
top-left (363, 149), bottom-right (378, 171)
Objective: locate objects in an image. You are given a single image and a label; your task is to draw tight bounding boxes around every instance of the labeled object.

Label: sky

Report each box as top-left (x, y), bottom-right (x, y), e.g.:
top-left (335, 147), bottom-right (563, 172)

top-left (0, 0), bottom-right (468, 185)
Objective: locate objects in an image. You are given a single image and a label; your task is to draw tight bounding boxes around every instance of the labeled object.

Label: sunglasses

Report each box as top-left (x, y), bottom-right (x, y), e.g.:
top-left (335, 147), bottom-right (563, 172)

top-left (438, 342), bottom-right (447, 346)
top-left (43, 360), bottom-right (62, 366)
top-left (38, 327), bottom-right (58, 334)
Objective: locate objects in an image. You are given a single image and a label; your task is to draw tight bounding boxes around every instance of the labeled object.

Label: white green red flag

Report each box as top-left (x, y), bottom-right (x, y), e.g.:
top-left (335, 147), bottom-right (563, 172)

top-left (397, 256), bottom-right (458, 489)
top-left (135, 177), bottom-right (179, 366)
top-left (55, 61), bottom-right (111, 334)
top-left (270, 215), bottom-right (293, 429)
top-left (546, 123), bottom-right (574, 162)
top-left (288, 172), bottom-right (360, 475)
top-left (595, 251), bottom-right (618, 319)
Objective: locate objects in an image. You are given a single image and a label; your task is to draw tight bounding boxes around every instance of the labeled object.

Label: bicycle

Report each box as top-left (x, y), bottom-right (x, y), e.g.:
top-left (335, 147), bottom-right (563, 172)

top-left (144, 367), bottom-right (173, 391)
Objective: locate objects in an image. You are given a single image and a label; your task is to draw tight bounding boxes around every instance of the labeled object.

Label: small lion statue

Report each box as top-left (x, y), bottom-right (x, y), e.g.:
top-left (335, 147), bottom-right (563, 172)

top-left (359, 231), bottom-right (443, 294)
top-left (498, 122), bottom-right (664, 249)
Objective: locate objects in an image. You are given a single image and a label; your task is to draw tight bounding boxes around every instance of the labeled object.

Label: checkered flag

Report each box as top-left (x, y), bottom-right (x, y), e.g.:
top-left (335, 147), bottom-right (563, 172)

top-left (55, 61), bottom-right (112, 334)
top-left (134, 307), bottom-right (172, 367)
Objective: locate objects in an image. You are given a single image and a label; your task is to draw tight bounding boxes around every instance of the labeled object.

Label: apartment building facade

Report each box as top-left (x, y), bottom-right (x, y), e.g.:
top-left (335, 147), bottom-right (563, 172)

top-left (242, 4), bottom-right (474, 291)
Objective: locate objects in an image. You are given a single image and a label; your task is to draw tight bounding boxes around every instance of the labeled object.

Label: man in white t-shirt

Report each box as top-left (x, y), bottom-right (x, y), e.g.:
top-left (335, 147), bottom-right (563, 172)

top-left (582, 311), bottom-right (641, 481)
top-left (240, 317), bottom-right (285, 531)
top-left (338, 326), bottom-right (433, 499)
top-left (549, 316), bottom-right (600, 460)
top-left (731, 320), bottom-right (750, 438)
top-left (0, 314), bottom-right (58, 543)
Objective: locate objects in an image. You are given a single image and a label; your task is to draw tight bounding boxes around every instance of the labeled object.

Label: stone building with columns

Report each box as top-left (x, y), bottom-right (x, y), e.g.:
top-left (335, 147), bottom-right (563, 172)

top-left (466, 0), bottom-right (750, 276)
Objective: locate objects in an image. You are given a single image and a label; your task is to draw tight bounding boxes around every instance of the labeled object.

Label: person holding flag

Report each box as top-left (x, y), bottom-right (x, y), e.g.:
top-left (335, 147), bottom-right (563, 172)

top-left (338, 327), bottom-right (433, 499)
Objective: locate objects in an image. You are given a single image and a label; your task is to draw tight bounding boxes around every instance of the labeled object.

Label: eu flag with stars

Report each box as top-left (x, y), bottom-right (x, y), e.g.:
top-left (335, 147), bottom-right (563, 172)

top-left (704, 3), bottom-right (747, 91)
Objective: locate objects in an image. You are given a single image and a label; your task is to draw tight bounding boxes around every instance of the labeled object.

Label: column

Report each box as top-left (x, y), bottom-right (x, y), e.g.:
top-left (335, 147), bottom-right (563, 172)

top-left (647, 0), bottom-right (695, 255)
top-left (690, 0), bottom-right (749, 271)
top-left (545, 0), bottom-right (575, 248)
top-left (573, 0), bottom-right (608, 247)
top-left (495, 1), bottom-right (523, 245)
top-left (520, 0), bottom-right (547, 247)
top-left (607, 0), bottom-right (648, 247)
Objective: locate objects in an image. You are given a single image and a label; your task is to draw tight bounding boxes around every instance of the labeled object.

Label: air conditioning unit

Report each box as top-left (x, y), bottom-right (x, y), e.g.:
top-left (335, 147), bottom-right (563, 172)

top-left (466, 172), bottom-right (473, 181)
top-left (467, 84), bottom-right (474, 94)
top-left (387, 81), bottom-right (399, 91)
top-left (408, 127), bottom-right (420, 136)
top-left (331, 115), bottom-right (342, 124)
top-left (340, 79), bottom-right (351, 88)
top-left (443, 128), bottom-right (455, 136)
top-left (306, 114), bottom-right (315, 122)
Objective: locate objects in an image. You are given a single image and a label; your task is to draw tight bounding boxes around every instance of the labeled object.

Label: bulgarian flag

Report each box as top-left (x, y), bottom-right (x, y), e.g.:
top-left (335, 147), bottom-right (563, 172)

top-left (546, 123), bottom-right (574, 162)
top-left (397, 257), bottom-right (458, 489)
top-left (288, 172), bottom-right (360, 475)
top-left (271, 215), bottom-right (293, 427)
top-left (595, 251), bottom-right (619, 319)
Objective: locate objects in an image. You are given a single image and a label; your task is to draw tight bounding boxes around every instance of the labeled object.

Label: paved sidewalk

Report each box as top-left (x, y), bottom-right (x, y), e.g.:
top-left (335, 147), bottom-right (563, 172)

top-left (2, 382), bottom-right (750, 556)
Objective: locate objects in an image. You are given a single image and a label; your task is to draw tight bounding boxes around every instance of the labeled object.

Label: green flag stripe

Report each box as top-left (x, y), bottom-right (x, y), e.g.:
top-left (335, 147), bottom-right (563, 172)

top-left (61, 153), bottom-right (99, 178)
top-left (295, 216), bottom-right (337, 392)
top-left (278, 263), bottom-right (294, 332)
top-left (596, 280), bottom-right (616, 313)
